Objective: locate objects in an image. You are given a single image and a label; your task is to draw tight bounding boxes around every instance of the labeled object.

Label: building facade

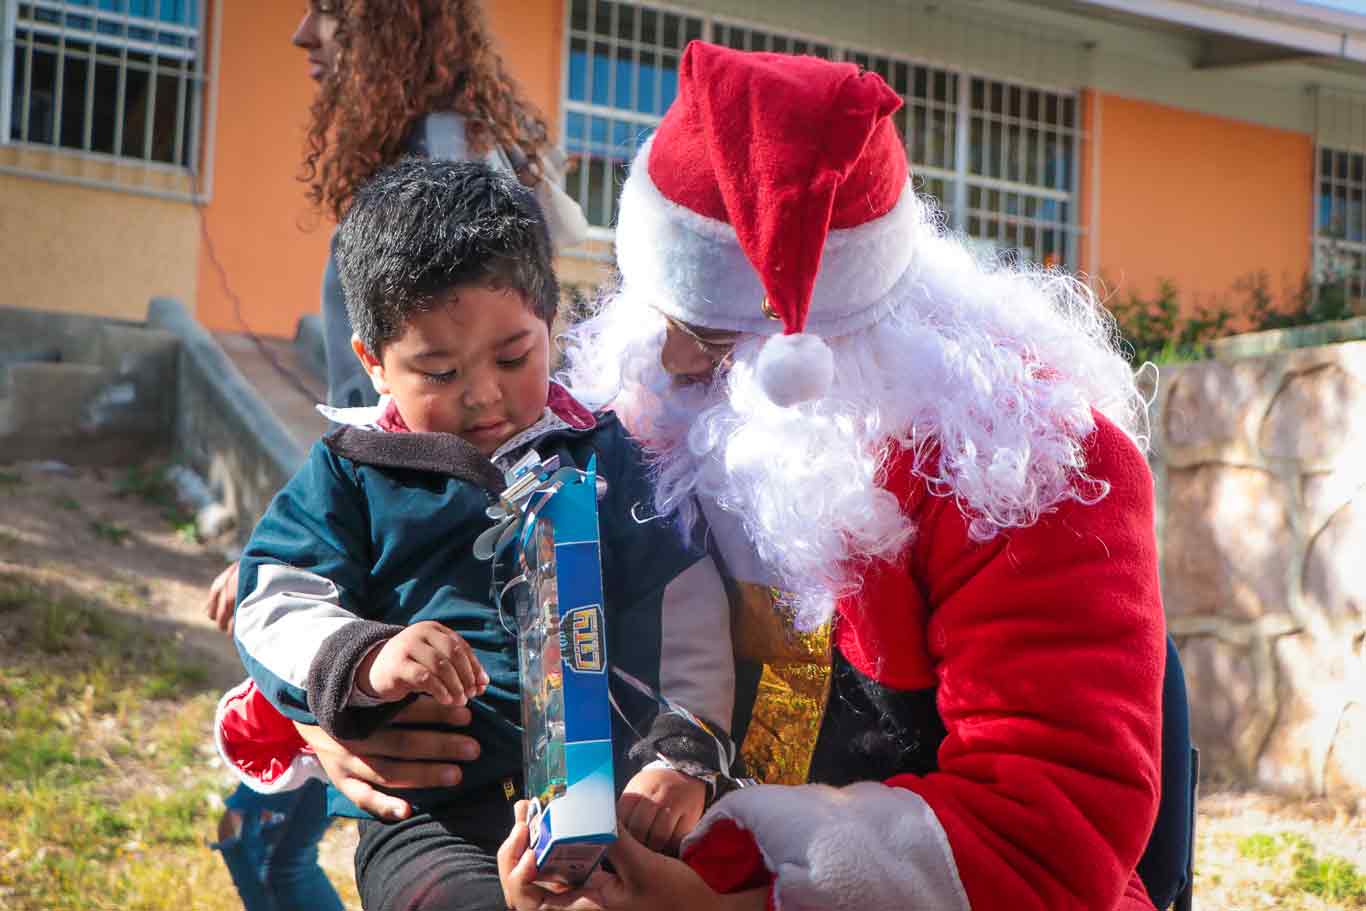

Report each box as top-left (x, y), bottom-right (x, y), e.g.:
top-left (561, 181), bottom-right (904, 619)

top-left (4, 0), bottom-right (1366, 336)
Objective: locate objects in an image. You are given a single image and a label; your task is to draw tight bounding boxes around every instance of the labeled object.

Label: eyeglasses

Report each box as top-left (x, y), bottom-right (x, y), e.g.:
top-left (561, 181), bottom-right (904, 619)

top-left (659, 312), bottom-right (741, 366)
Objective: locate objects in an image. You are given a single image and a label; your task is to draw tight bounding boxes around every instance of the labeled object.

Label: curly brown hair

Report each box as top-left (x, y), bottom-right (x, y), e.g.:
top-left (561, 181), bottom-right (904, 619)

top-left (301, 0), bottom-right (551, 221)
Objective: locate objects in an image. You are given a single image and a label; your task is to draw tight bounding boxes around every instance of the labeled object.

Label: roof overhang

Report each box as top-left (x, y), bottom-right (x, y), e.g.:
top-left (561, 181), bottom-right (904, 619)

top-left (1062, 0), bottom-right (1366, 66)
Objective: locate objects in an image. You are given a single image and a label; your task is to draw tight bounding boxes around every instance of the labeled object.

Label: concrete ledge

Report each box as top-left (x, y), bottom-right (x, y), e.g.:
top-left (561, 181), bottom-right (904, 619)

top-left (1210, 315), bottom-right (1366, 361)
top-left (0, 307), bottom-right (142, 365)
top-left (147, 297), bottom-right (306, 540)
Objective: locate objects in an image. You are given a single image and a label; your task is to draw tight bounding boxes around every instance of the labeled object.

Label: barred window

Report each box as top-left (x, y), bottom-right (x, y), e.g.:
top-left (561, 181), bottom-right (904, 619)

top-left (963, 77), bottom-right (1078, 269)
top-left (562, 0), bottom-right (1081, 269)
top-left (564, 0), bottom-right (701, 229)
top-left (2, 0), bottom-right (207, 170)
top-left (712, 22), bottom-right (833, 59)
top-left (1316, 146), bottom-right (1366, 307)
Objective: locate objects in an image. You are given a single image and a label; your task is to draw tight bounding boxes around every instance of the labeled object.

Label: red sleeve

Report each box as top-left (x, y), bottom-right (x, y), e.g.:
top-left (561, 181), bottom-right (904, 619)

top-left (683, 414), bottom-right (1164, 911)
top-left (215, 679), bottom-right (328, 794)
top-left (891, 412), bottom-right (1164, 910)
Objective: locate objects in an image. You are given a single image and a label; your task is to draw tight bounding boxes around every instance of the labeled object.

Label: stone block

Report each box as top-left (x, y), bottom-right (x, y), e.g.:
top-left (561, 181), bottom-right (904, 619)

top-left (1261, 633), bottom-right (1364, 794)
top-left (1325, 697), bottom-right (1366, 794)
top-left (1259, 364), bottom-right (1366, 468)
top-left (1162, 359), bottom-right (1272, 454)
top-left (1302, 471), bottom-right (1366, 532)
top-left (1179, 636), bottom-right (1258, 782)
top-left (1162, 464), bottom-right (1293, 620)
top-left (1303, 497), bottom-right (1366, 625)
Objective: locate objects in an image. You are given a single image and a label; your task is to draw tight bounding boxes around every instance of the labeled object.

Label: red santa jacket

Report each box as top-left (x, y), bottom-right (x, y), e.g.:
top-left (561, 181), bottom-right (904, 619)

top-left (683, 412), bottom-right (1165, 911)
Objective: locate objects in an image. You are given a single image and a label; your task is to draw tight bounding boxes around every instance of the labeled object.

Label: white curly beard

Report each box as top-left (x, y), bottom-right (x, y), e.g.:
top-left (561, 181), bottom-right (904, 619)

top-left (559, 194), bottom-right (1148, 629)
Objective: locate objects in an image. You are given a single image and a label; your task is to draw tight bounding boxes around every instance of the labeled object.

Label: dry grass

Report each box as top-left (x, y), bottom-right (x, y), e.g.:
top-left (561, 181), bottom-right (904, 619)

top-left (0, 461), bottom-right (361, 910)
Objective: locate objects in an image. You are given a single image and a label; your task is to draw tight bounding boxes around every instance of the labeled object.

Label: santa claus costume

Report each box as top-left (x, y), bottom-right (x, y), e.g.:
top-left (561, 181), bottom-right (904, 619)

top-left (559, 41), bottom-right (1166, 911)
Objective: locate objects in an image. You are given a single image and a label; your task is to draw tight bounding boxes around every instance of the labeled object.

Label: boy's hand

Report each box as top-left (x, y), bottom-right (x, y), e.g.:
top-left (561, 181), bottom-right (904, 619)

top-left (356, 621), bottom-right (490, 705)
top-left (204, 561), bottom-right (240, 634)
top-left (617, 767), bottom-right (707, 855)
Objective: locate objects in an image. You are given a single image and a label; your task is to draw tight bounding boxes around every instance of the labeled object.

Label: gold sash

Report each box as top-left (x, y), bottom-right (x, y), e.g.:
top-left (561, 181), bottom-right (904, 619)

top-left (730, 582), bottom-right (833, 785)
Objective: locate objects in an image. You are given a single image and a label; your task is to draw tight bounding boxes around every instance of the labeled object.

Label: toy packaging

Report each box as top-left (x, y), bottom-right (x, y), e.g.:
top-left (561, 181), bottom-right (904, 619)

top-left (484, 451), bottom-right (616, 886)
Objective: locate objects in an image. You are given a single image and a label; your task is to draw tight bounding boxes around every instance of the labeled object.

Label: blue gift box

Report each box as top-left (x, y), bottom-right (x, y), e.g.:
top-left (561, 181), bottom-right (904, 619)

top-left (504, 455), bottom-right (616, 885)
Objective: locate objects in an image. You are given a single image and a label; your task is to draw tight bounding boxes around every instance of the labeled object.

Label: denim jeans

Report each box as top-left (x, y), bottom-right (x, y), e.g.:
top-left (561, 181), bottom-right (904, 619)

top-left (212, 781), bottom-right (344, 911)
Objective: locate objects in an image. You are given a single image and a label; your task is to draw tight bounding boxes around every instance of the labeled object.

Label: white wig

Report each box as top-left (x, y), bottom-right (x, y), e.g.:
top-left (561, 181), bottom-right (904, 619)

top-left (559, 193), bottom-right (1148, 629)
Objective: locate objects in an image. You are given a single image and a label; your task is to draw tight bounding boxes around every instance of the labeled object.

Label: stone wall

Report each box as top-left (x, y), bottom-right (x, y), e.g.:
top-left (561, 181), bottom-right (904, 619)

top-left (1151, 338), bottom-right (1366, 797)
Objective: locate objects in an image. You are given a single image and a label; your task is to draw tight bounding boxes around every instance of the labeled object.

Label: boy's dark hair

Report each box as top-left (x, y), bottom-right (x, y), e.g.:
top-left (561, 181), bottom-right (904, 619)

top-left (336, 157), bottom-right (559, 354)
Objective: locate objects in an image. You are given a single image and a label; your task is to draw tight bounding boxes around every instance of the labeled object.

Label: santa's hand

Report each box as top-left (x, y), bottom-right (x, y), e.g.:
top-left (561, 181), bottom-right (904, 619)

top-left (293, 698), bottom-right (479, 821)
top-left (589, 827), bottom-right (767, 911)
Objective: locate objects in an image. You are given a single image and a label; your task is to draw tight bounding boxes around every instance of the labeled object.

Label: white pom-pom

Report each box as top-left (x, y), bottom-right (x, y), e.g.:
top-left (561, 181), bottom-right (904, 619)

top-left (756, 332), bottom-right (834, 407)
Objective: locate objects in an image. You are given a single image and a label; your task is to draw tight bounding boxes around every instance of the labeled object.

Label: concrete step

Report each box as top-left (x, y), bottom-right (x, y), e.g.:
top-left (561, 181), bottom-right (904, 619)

top-left (213, 332), bottom-right (330, 451)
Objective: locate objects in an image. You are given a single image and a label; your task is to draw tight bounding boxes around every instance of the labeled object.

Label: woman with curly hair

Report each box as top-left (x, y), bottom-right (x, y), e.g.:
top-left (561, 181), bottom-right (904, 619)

top-left (294, 0), bottom-right (565, 411)
top-left (209, 4), bottom-right (574, 908)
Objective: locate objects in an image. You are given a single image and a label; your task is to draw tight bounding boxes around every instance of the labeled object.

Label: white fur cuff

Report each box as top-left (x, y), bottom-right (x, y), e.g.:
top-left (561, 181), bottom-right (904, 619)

top-left (684, 781), bottom-right (970, 911)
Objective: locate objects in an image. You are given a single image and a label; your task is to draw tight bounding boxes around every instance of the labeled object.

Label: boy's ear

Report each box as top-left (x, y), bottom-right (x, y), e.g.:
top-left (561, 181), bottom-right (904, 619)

top-left (351, 334), bottom-right (390, 396)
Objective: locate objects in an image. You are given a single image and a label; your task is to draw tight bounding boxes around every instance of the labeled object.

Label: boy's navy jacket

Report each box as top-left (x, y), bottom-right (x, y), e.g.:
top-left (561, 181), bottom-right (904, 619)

top-left (231, 393), bottom-right (734, 818)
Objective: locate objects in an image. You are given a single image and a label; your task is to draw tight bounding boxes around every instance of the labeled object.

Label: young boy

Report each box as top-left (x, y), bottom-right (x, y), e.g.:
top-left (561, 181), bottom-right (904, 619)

top-left (227, 158), bottom-right (736, 911)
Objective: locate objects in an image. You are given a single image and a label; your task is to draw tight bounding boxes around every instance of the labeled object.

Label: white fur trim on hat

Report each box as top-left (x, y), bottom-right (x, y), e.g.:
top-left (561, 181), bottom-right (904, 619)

top-left (757, 333), bottom-right (834, 406)
top-left (614, 137), bottom-right (926, 339)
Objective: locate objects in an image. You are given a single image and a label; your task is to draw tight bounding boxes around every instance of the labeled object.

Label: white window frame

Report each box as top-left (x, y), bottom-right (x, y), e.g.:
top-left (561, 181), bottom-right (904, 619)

top-left (561, 0), bottom-right (1084, 269)
top-left (0, 0), bottom-right (212, 201)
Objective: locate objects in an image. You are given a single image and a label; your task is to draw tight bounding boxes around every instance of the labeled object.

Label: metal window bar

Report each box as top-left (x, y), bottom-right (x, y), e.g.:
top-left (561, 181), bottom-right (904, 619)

top-left (52, 5), bottom-right (66, 148)
top-left (600, 2), bottom-right (617, 227)
top-left (18, 11), bottom-right (32, 141)
top-left (141, 36), bottom-right (157, 160)
top-left (79, 29), bottom-right (93, 150)
top-left (112, 0), bottom-right (128, 156)
top-left (0, 0), bottom-right (14, 143)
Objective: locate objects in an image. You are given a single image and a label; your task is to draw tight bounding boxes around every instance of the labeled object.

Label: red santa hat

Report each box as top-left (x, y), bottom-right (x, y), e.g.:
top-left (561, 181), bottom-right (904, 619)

top-left (614, 41), bottom-right (919, 406)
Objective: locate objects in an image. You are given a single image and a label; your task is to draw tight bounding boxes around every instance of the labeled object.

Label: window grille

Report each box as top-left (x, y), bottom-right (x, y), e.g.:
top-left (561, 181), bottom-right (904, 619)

top-left (562, 0), bottom-right (1081, 268)
top-left (2, 0), bottom-right (207, 174)
top-left (1314, 91), bottom-right (1366, 312)
top-left (1315, 146), bottom-right (1366, 311)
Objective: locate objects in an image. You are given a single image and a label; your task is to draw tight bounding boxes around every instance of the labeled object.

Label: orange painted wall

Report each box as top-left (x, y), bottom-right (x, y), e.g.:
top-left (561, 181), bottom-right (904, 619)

top-left (196, 0), bottom-right (565, 338)
top-left (1095, 93), bottom-right (1313, 318)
